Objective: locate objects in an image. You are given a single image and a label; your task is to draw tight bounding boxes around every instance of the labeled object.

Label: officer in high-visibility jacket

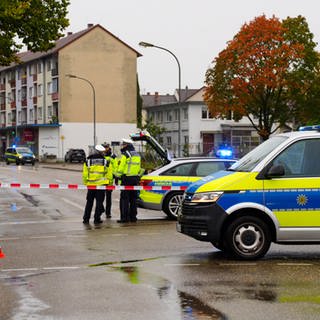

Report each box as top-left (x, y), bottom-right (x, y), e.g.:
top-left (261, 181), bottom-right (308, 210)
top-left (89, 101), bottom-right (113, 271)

top-left (82, 145), bottom-right (111, 224)
top-left (116, 138), bottom-right (141, 223)
top-left (102, 143), bottom-right (118, 219)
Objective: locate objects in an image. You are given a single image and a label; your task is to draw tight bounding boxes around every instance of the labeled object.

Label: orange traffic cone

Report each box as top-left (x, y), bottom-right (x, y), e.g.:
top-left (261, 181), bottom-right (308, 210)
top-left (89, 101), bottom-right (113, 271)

top-left (0, 246), bottom-right (5, 259)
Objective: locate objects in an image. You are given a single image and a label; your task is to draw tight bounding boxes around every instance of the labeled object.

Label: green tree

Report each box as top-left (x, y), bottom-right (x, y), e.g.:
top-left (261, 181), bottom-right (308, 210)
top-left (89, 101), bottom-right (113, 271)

top-left (204, 15), bottom-right (320, 140)
top-left (0, 0), bottom-right (70, 66)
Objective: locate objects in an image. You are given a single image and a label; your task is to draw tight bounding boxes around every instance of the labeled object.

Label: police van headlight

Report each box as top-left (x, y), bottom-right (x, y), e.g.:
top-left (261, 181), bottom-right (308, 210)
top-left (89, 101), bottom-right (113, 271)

top-left (191, 191), bottom-right (223, 203)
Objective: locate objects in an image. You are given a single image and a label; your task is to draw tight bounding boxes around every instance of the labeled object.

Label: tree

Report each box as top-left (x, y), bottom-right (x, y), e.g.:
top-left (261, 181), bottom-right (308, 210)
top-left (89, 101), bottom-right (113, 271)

top-left (204, 15), bottom-right (320, 140)
top-left (0, 0), bottom-right (70, 66)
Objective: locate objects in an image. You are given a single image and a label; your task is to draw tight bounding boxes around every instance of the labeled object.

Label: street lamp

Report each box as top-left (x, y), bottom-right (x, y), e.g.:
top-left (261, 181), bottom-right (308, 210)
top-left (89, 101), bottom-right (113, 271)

top-left (66, 74), bottom-right (96, 146)
top-left (139, 41), bottom-right (182, 156)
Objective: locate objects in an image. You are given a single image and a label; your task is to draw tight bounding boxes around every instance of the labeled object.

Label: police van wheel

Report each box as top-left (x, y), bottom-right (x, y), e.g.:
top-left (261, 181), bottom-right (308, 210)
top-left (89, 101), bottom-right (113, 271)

top-left (224, 216), bottom-right (271, 260)
top-left (163, 191), bottom-right (184, 220)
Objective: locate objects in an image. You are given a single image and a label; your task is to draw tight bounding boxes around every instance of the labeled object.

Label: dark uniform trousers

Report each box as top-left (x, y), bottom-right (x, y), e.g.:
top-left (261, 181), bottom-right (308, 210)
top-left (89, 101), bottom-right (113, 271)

top-left (120, 175), bottom-right (140, 222)
top-left (105, 190), bottom-right (112, 216)
top-left (83, 189), bottom-right (105, 222)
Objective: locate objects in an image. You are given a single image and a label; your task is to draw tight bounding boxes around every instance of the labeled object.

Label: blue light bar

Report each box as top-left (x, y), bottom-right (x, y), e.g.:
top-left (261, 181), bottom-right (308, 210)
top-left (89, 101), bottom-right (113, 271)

top-left (216, 147), bottom-right (233, 159)
top-left (299, 125), bottom-right (320, 131)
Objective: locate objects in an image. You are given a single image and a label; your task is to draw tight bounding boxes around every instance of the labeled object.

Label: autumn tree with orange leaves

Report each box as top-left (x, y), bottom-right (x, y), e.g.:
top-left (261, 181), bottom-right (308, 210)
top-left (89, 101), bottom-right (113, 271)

top-left (204, 15), bottom-right (320, 140)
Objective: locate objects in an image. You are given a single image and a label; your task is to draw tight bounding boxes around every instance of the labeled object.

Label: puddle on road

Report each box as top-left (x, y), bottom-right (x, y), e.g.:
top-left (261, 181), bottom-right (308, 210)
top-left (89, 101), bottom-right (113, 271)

top-left (113, 266), bottom-right (225, 320)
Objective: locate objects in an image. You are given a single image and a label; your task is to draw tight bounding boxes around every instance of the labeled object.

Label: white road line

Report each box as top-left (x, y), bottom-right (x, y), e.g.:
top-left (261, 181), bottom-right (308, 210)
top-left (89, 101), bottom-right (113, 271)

top-left (219, 263), bottom-right (257, 266)
top-left (55, 179), bottom-right (63, 183)
top-left (2, 268), bottom-right (39, 272)
top-left (138, 233), bottom-right (161, 235)
top-left (277, 263), bottom-right (313, 266)
top-left (62, 197), bottom-right (83, 210)
top-left (42, 266), bottom-right (81, 270)
top-left (0, 220), bottom-right (56, 225)
top-left (111, 234), bottom-right (129, 237)
top-left (0, 237), bottom-right (20, 241)
top-left (164, 264), bottom-right (200, 266)
top-left (29, 236), bottom-right (57, 239)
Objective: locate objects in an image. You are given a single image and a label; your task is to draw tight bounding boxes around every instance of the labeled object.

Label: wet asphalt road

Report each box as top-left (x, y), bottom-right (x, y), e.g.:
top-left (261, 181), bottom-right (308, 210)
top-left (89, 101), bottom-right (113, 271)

top-left (1, 163), bottom-right (320, 320)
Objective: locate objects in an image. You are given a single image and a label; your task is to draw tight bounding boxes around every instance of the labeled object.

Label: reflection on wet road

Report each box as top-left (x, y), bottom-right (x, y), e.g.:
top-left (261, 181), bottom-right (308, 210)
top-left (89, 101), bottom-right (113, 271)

top-left (115, 266), bottom-right (225, 320)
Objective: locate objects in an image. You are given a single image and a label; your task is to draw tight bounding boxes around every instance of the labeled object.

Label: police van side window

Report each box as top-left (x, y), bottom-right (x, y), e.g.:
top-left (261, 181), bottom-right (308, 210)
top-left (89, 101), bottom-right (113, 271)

top-left (272, 138), bottom-right (320, 177)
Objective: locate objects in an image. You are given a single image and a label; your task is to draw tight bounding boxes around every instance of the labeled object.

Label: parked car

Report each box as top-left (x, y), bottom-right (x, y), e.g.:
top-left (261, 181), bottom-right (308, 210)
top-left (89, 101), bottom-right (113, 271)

top-left (4, 146), bottom-right (36, 165)
top-left (64, 149), bottom-right (86, 163)
top-left (138, 157), bottom-right (236, 219)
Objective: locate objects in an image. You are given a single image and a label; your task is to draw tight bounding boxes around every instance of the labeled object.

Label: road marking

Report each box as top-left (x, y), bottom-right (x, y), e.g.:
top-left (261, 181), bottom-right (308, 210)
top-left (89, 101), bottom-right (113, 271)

top-left (55, 179), bottom-right (63, 183)
top-left (62, 197), bottom-right (83, 210)
top-left (219, 263), bottom-right (257, 266)
top-left (164, 263), bottom-right (200, 266)
top-left (111, 234), bottom-right (129, 237)
top-left (29, 236), bottom-right (57, 239)
top-left (0, 220), bottom-right (56, 225)
top-left (277, 263), bottom-right (313, 266)
top-left (0, 237), bottom-right (20, 241)
top-left (42, 266), bottom-right (81, 270)
top-left (138, 232), bottom-right (161, 235)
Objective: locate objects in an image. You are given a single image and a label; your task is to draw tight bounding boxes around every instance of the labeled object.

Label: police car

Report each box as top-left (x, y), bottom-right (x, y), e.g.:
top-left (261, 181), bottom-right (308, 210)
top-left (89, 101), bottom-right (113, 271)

top-left (4, 146), bottom-right (36, 165)
top-left (177, 125), bottom-right (320, 260)
top-left (139, 157), bottom-right (235, 219)
top-left (130, 130), bottom-right (235, 219)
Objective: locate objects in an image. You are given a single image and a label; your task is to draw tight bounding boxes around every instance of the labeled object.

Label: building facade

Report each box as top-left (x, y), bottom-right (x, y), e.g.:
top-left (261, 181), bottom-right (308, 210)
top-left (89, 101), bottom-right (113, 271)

top-left (0, 24), bottom-right (140, 159)
top-left (142, 87), bottom-right (261, 158)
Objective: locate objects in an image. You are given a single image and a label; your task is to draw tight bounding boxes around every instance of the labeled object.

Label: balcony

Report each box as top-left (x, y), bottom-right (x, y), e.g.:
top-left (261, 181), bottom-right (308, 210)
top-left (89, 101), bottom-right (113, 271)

top-left (21, 77), bottom-right (27, 86)
top-left (21, 99), bottom-right (27, 107)
top-left (9, 80), bottom-right (16, 87)
top-left (33, 96), bottom-right (37, 104)
top-left (11, 101), bottom-right (16, 109)
top-left (0, 84), bottom-right (5, 91)
top-left (0, 103), bottom-right (5, 111)
top-left (33, 74), bottom-right (37, 82)
top-left (51, 92), bottom-right (59, 101)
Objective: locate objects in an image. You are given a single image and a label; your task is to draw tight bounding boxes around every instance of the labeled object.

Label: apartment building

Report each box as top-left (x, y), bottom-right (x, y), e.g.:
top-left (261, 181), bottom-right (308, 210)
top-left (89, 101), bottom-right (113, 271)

top-left (0, 24), bottom-right (141, 159)
top-left (142, 87), bottom-right (261, 158)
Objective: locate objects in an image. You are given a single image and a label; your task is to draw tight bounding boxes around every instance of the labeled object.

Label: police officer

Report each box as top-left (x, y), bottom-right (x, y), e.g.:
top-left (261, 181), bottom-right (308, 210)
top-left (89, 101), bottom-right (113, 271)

top-left (116, 138), bottom-right (141, 223)
top-left (102, 143), bottom-right (117, 219)
top-left (82, 144), bottom-right (111, 224)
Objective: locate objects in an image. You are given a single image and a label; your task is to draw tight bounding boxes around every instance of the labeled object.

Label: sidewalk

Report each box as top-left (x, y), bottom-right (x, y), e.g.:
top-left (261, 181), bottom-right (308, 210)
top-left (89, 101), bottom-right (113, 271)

top-left (40, 161), bottom-right (83, 172)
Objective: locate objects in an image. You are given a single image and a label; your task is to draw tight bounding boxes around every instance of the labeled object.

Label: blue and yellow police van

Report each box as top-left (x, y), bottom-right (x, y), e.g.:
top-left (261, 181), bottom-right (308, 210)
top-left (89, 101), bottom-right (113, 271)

top-left (177, 125), bottom-right (320, 260)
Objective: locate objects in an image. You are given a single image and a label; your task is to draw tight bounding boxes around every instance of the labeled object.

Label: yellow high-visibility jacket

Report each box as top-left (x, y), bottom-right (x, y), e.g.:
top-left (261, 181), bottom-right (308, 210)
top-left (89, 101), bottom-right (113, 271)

top-left (116, 150), bottom-right (141, 177)
top-left (83, 154), bottom-right (112, 186)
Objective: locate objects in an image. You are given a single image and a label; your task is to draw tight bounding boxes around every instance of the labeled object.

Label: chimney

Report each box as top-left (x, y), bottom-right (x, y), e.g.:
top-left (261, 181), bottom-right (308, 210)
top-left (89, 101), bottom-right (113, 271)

top-left (154, 92), bottom-right (159, 105)
top-left (87, 23), bottom-right (94, 28)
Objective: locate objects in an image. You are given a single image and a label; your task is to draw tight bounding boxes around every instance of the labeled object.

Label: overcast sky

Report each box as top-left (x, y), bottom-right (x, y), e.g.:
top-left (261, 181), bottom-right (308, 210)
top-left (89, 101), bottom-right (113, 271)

top-left (66, 0), bottom-right (320, 95)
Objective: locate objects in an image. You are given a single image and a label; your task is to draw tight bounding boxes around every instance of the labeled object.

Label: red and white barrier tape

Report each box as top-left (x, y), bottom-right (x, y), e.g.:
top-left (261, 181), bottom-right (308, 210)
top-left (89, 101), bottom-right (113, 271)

top-left (0, 183), bottom-right (187, 191)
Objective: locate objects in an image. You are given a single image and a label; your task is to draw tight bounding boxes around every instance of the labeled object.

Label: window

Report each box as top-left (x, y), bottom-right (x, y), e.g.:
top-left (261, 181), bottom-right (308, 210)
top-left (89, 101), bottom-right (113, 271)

top-left (161, 163), bottom-right (194, 176)
top-left (38, 84), bottom-right (43, 96)
top-left (156, 111), bottom-right (163, 123)
top-left (184, 136), bottom-right (189, 144)
top-left (29, 87), bottom-right (32, 98)
top-left (38, 107), bottom-right (42, 119)
top-left (37, 62), bottom-right (42, 74)
top-left (195, 162), bottom-right (227, 176)
top-left (47, 105), bottom-right (52, 117)
top-left (202, 107), bottom-right (214, 119)
top-left (183, 108), bottom-right (188, 120)
top-left (47, 59), bottom-right (51, 72)
top-left (174, 109), bottom-right (179, 121)
top-left (166, 136), bottom-right (172, 146)
top-left (47, 82), bottom-right (52, 94)
top-left (17, 90), bottom-right (21, 101)
top-left (166, 110), bottom-right (172, 122)
top-left (29, 109), bottom-right (34, 122)
top-left (272, 138), bottom-right (320, 177)
top-left (52, 78), bottom-right (58, 93)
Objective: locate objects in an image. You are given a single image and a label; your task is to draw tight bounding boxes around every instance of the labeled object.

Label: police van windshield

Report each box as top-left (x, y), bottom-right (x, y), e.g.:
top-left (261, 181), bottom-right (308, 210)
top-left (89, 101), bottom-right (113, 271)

top-left (229, 136), bottom-right (288, 172)
top-left (16, 147), bottom-right (33, 154)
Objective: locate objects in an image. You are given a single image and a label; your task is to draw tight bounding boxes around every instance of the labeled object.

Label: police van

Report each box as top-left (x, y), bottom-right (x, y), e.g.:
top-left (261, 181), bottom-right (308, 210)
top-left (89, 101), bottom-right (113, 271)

top-left (177, 125), bottom-right (320, 260)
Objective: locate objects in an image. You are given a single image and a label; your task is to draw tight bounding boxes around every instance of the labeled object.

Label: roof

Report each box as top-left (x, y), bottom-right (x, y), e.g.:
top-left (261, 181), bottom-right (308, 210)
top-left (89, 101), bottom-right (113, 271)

top-left (142, 87), bottom-right (204, 108)
top-left (0, 24), bottom-right (142, 72)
